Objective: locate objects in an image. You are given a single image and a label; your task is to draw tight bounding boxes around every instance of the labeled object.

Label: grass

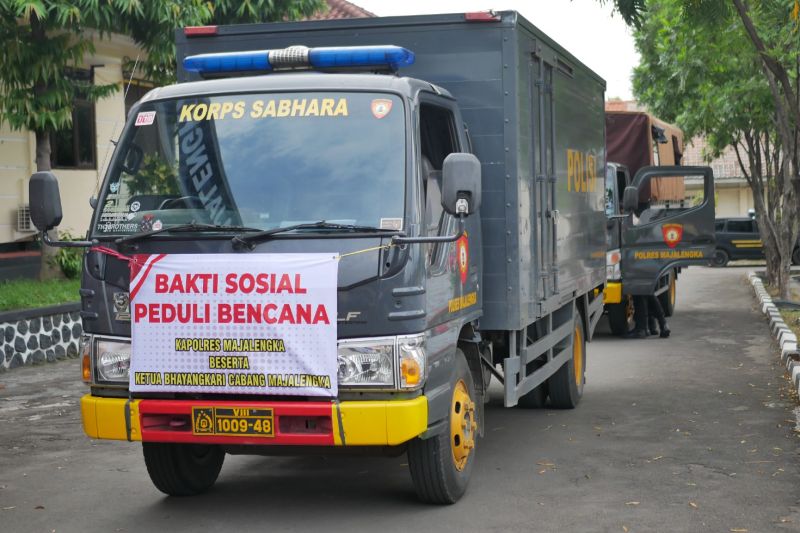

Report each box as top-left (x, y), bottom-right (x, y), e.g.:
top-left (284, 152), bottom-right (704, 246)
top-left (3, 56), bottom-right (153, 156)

top-left (781, 309), bottom-right (800, 340)
top-left (0, 278), bottom-right (80, 312)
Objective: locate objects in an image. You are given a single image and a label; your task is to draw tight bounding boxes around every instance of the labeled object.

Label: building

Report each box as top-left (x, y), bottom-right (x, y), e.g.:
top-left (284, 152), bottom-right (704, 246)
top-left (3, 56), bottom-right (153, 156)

top-left (0, 0), bottom-right (373, 279)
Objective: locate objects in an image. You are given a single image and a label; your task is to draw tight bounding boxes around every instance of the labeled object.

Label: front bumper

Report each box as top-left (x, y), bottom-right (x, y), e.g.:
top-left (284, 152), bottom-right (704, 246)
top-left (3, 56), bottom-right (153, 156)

top-left (81, 394), bottom-right (428, 447)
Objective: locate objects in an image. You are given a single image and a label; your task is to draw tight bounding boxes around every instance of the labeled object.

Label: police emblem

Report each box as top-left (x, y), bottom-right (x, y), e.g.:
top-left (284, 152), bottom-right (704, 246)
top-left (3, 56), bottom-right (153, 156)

top-left (370, 99), bottom-right (392, 119)
top-left (457, 233), bottom-right (469, 284)
top-left (662, 223), bottom-right (683, 249)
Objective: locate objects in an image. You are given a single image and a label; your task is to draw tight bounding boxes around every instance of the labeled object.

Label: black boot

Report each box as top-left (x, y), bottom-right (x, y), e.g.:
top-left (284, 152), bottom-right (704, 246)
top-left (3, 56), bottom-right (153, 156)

top-left (623, 328), bottom-right (648, 339)
top-left (659, 321), bottom-right (670, 338)
top-left (648, 317), bottom-right (659, 336)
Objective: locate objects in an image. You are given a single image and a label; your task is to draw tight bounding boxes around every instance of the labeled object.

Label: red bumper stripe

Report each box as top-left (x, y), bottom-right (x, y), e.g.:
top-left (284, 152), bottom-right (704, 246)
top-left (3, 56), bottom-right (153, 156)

top-left (138, 399), bottom-right (335, 446)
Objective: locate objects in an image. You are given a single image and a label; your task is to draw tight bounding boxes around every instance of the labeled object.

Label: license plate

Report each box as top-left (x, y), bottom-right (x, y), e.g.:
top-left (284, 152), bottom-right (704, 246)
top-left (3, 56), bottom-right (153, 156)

top-left (192, 407), bottom-right (274, 437)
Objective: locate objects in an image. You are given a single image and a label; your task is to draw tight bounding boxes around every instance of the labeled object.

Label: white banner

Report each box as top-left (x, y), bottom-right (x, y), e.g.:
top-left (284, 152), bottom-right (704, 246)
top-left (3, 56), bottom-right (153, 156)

top-left (129, 253), bottom-right (338, 397)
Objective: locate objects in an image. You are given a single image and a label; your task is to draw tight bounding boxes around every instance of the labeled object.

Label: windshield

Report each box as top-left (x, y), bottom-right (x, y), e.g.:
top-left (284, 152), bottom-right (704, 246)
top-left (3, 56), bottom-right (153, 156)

top-left (94, 92), bottom-right (406, 236)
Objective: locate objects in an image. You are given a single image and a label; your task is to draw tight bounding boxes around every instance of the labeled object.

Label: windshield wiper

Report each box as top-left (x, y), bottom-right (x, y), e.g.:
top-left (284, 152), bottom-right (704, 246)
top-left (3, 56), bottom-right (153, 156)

top-left (116, 222), bottom-right (262, 244)
top-left (232, 220), bottom-right (400, 249)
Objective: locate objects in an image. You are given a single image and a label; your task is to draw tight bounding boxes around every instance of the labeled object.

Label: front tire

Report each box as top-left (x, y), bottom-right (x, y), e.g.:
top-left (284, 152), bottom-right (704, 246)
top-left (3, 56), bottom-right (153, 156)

top-left (143, 443), bottom-right (225, 496)
top-left (607, 296), bottom-right (634, 336)
top-left (408, 350), bottom-right (477, 504)
top-left (548, 315), bottom-right (586, 409)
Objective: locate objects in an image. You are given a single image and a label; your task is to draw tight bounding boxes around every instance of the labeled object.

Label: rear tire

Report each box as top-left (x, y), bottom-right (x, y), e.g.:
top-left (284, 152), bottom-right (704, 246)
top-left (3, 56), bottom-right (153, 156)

top-left (143, 443), bottom-right (224, 496)
top-left (711, 249), bottom-right (729, 267)
top-left (548, 315), bottom-right (585, 409)
top-left (408, 350), bottom-right (476, 504)
top-left (517, 380), bottom-right (548, 408)
top-left (607, 296), bottom-right (634, 336)
top-left (659, 273), bottom-right (676, 317)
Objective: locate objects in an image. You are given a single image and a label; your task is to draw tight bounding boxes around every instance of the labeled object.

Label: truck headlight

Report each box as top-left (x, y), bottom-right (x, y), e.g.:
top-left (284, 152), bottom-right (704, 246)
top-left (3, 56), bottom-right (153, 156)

top-left (398, 334), bottom-right (426, 389)
top-left (95, 338), bottom-right (131, 383)
top-left (336, 334), bottom-right (428, 390)
top-left (606, 250), bottom-right (621, 280)
top-left (337, 337), bottom-right (395, 387)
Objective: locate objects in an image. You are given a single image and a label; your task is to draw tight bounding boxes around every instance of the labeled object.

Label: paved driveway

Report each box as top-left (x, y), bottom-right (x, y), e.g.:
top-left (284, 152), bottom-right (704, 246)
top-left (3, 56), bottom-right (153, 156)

top-left (1, 266), bottom-right (798, 532)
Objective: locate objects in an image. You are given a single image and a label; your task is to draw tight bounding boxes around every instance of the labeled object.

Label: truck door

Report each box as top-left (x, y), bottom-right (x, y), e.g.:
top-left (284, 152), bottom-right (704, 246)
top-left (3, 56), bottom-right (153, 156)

top-left (620, 166), bottom-right (715, 295)
top-left (531, 51), bottom-right (557, 298)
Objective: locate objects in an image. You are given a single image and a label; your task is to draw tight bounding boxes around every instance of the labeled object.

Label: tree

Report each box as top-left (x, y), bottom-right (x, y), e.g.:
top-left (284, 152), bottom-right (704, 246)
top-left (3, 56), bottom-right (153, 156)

top-left (616, 0), bottom-right (799, 297)
top-left (0, 0), bottom-right (323, 278)
top-left (0, 0), bottom-right (324, 172)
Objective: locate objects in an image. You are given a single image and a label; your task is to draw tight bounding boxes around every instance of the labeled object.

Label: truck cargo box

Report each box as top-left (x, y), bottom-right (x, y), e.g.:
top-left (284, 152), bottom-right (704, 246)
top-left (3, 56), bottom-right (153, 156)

top-left (176, 11), bottom-right (607, 331)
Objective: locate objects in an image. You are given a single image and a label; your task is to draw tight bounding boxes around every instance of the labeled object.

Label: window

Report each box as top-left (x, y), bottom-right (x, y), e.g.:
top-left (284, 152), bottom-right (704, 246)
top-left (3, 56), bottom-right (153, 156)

top-left (420, 103), bottom-right (458, 238)
top-left (50, 69), bottom-right (96, 169)
top-left (419, 103), bottom-right (458, 266)
top-left (715, 220), bottom-right (725, 232)
top-left (727, 220), bottom-right (755, 233)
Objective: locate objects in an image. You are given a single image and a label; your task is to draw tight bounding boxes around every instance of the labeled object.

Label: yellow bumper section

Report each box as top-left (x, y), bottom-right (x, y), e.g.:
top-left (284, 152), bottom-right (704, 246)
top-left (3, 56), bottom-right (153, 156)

top-left (80, 394), bottom-right (428, 446)
top-left (81, 395), bottom-right (142, 441)
top-left (333, 397), bottom-right (428, 446)
top-left (603, 281), bottom-right (622, 304)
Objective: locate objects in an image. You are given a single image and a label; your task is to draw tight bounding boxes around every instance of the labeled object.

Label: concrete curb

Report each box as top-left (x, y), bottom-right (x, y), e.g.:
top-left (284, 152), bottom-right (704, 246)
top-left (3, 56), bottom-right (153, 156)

top-left (748, 271), bottom-right (800, 397)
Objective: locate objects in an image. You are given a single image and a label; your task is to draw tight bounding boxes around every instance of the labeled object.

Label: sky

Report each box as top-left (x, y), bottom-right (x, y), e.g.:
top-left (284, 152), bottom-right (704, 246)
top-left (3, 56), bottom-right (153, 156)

top-left (354, 0), bottom-right (639, 100)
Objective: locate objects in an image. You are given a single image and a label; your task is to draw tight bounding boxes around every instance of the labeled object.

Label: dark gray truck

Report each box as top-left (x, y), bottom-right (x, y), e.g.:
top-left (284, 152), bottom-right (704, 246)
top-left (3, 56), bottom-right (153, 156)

top-left (604, 113), bottom-right (715, 334)
top-left (29, 11), bottom-right (712, 504)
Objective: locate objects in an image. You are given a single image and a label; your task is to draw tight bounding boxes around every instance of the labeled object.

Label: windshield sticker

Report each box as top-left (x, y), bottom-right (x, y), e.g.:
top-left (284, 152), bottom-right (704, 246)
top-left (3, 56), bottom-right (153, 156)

top-left (371, 99), bottom-right (393, 119)
top-left (140, 214), bottom-right (155, 232)
top-left (178, 98), bottom-right (349, 122)
top-left (109, 181), bottom-right (120, 194)
top-left (379, 217), bottom-right (402, 231)
top-left (135, 111), bottom-right (156, 126)
top-left (129, 200), bottom-right (141, 212)
top-left (152, 220), bottom-right (163, 231)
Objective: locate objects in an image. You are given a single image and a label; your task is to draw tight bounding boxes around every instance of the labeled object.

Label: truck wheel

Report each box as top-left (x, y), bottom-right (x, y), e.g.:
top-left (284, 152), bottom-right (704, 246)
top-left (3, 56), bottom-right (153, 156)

top-left (607, 296), bottom-right (634, 336)
top-left (143, 443), bottom-right (224, 496)
top-left (408, 350), bottom-right (477, 504)
top-left (711, 249), bottom-right (729, 267)
top-left (548, 315), bottom-right (585, 409)
top-left (659, 273), bottom-right (676, 317)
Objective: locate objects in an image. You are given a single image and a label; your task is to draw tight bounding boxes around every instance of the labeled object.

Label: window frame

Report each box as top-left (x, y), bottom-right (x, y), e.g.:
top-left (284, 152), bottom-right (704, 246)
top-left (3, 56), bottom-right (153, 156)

top-left (417, 95), bottom-right (461, 268)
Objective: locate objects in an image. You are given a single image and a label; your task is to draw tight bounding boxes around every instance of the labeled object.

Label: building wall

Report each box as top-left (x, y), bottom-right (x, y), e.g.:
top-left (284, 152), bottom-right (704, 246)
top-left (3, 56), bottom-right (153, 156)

top-left (0, 33), bottom-right (141, 244)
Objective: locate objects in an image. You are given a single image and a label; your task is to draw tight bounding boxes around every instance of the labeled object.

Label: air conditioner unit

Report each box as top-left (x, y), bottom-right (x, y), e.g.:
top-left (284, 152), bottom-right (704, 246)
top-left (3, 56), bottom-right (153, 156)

top-left (17, 204), bottom-right (35, 232)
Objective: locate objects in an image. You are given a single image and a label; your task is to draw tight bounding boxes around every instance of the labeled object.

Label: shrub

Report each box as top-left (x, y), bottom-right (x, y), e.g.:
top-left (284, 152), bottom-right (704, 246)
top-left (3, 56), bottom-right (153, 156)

top-left (50, 231), bottom-right (84, 279)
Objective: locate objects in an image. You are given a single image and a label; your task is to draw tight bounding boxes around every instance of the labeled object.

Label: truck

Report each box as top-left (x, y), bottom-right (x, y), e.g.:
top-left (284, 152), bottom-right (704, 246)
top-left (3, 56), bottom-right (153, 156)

top-left (29, 12), bottom-right (715, 504)
top-left (603, 111), bottom-right (712, 334)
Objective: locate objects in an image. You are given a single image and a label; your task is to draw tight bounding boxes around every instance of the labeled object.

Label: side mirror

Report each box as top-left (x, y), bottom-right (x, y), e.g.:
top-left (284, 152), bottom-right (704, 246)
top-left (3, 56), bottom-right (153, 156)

top-left (441, 153), bottom-right (481, 217)
top-left (622, 185), bottom-right (639, 214)
top-left (29, 171), bottom-right (63, 231)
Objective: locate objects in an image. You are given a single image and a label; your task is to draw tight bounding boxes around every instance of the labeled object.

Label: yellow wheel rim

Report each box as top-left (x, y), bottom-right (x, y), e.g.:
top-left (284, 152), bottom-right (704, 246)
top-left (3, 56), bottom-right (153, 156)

top-left (450, 379), bottom-right (476, 471)
top-left (669, 276), bottom-right (676, 308)
top-left (573, 324), bottom-right (583, 388)
top-left (625, 296), bottom-right (634, 324)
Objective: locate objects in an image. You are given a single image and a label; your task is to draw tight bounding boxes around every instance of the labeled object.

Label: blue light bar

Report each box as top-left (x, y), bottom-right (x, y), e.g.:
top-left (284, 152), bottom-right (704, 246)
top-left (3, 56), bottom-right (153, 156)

top-left (182, 45), bottom-right (414, 75)
top-left (183, 50), bottom-right (272, 73)
top-left (308, 46), bottom-right (415, 70)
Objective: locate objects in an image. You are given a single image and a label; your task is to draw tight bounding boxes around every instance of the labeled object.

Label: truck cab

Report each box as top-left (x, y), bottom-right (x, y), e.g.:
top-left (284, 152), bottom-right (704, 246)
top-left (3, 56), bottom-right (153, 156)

top-left (603, 112), bottom-right (715, 334)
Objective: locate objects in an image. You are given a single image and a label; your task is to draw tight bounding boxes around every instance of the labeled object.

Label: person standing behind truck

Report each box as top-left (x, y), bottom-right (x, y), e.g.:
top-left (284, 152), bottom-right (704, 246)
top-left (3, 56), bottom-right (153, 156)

top-left (624, 294), bottom-right (670, 338)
